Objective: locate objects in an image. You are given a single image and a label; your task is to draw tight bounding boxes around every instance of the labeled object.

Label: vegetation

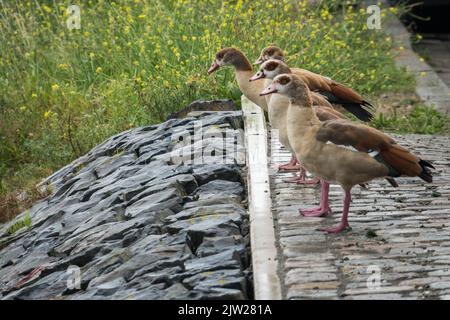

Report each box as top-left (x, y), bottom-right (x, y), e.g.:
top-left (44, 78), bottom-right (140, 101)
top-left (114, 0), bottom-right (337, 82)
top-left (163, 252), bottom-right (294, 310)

top-left (373, 104), bottom-right (448, 134)
top-left (0, 0), bottom-right (445, 222)
top-left (0, 185), bottom-right (51, 223)
top-left (7, 211), bottom-right (32, 235)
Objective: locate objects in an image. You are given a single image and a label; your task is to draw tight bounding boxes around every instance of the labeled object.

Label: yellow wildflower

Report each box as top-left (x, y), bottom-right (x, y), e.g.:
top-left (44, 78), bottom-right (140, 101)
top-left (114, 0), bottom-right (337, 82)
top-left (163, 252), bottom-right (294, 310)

top-left (42, 5), bottom-right (52, 13)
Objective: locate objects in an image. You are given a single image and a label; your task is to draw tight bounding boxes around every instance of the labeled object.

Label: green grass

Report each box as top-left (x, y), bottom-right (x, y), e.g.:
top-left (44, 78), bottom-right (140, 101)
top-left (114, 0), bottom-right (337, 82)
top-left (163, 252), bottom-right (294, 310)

top-left (7, 211), bottom-right (32, 235)
top-left (0, 0), bottom-right (429, 217)
top-left (372, 104), bottom-right (449, 134)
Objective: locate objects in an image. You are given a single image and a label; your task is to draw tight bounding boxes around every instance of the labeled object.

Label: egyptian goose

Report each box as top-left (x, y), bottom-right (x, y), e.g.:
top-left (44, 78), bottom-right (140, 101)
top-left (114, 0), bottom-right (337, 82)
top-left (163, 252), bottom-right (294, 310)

top-left (207, 48), bottom-right (334, 174)
top-left (207, 47), bottom-right (335, 115)
top-left (208, 47), bottom-right (269, 112)
top-left (255, 46), bottom-right (374, 121)
top-left (249, 59), bottom-right (369, 183)
top-left (249, 60), bottom-right (346, 184)
top-left (260, 74), bottom-right (434, 233)
top-left (250, 59), bottom-right (374, 122)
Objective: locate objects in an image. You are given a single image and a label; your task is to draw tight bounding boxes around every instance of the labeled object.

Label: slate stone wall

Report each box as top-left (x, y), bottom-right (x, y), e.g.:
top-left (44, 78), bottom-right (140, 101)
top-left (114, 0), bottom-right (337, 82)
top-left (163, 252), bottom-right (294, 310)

top-left (0, 109), bottom-right (252, 300)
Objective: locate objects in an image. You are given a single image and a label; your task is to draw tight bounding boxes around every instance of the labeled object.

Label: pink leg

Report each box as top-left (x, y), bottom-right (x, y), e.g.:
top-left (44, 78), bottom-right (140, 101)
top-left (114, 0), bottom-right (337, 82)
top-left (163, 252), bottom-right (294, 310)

top-left (299, 180), bottom-right (332, 217)
top-left (284, 166), bottom-right (320, 184)
top-left (284, 166), bottom-right (305, 183)
top-left (279, 154), bottom-right (300, 171)
top-left (319, 190), bottom-right (351, 233)
top-left (295, 166), bottom-right (320, 185)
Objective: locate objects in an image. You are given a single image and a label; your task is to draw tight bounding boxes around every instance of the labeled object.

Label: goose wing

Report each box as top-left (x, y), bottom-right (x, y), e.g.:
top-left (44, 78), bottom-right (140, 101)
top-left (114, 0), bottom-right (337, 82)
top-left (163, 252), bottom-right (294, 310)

top-left (316, 119), bottom-right (433, 182)
top-left (292, 68), bottom-right (374, 122)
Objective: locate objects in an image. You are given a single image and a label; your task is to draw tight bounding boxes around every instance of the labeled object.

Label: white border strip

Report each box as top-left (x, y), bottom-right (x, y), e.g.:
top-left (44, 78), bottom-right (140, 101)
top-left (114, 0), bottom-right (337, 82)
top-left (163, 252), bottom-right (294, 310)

top-left (242, 95), bottom-right (282, 300)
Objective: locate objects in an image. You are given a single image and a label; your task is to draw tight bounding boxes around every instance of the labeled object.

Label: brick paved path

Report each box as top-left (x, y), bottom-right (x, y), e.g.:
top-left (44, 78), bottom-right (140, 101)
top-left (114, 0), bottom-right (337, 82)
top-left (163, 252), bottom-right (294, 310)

top-left (269, 131), bottom-right (450, 299)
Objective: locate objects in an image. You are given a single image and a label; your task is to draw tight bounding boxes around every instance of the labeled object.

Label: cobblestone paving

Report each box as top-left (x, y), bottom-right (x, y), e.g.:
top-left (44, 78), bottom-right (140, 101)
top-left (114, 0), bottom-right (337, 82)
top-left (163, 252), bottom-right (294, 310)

top-left (269, 131), bottom-right (450, 299)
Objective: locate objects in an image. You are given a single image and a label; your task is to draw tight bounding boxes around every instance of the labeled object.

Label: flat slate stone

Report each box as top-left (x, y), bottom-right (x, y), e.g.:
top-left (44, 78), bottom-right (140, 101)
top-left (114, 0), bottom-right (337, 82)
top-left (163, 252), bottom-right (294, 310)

top-left (0, 106), bottom-right (249, 300)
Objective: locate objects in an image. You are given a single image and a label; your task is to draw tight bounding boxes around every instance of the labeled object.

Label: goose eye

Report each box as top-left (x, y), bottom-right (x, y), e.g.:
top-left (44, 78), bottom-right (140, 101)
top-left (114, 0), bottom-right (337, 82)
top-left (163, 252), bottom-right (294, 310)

top-left (279, 77), bottom-right (290, 85)
top-left (266, 62), bottom-right (277, 71)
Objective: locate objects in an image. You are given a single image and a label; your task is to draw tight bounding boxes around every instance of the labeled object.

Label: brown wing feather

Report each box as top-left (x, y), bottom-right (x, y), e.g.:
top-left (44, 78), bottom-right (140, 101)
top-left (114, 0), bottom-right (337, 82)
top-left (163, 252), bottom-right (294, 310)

top-left (311, 92), bottom-right (333, 108)
top-left (314, 108), bottom-right (339, 122)
top-left (320, 106), bottom-right (348, 120)
top-left (314, 106), bottom-right (348, 122)
top-left (291, 68), bottom-right (332, 92)
top-left (292, 68), bottom-right (364, 104)
top-left (316, 119), bottom-right (423, 177)
top-left (328, 81), bottom-right (364, 104)
top-left (316, 120), bottom-right (387, 151)
top-left (380, 145), bottom-right (422, 176)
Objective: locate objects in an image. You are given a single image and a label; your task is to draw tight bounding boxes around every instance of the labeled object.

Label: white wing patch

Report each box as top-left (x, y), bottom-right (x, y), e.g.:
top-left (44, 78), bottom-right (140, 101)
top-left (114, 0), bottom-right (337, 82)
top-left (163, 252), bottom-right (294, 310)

top-left (325, 141), bottom-right (358, 152)
top-left (325, 142), bottom-right (381, 157)
top-left (368, 149), bottom-right (380, 158)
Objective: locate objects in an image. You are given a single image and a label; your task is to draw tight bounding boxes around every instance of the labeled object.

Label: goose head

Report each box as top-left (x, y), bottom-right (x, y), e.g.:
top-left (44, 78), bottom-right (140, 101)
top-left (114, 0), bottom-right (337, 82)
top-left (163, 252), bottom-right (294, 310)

top-left (260, 74), bottom-right (308, 101)
top-left (208, 47), bottom-right (251, 74)
top-left (254, 45), bottom-right (285, 65)
top-left (249, 59), bottom-right (291, 81)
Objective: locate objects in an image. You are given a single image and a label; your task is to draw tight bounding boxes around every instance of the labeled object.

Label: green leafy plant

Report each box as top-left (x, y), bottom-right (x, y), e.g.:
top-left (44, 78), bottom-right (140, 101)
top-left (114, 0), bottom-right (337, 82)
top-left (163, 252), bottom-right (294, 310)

top-left (372, 104), bottom-right (448, 134)
top-left (7, 211), bottom-right (32, 235)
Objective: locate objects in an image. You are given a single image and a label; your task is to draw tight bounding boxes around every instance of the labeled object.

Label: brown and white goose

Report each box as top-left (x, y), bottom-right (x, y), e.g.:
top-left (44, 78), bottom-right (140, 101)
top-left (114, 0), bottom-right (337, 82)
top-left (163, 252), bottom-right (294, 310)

top-left (207, 47), bottom-right (336, 115)
top-left (208, 47), bottom-right (269, 112)
top-left (250, 59), bottom-right (348, 183)
top-left (260, 74), bottom-right (434, 233)
top-left (250, 59), bottom-right (374, 122)
top-left (255, 46), bottom-right (374, 121)
top-left (250, 59), bottom-right (375, 183)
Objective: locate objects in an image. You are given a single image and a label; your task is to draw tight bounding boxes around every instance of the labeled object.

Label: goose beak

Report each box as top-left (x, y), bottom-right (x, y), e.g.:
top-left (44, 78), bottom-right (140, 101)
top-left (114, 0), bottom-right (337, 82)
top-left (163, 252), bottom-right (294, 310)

top-left (207, 60), bottom-right (220, 74)
top-left (254, 56), bottom-right (264, 65)
top-left (249, 71), bottom-right (265, 82)
top-left (260, 84), bottom-right (277, 96)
